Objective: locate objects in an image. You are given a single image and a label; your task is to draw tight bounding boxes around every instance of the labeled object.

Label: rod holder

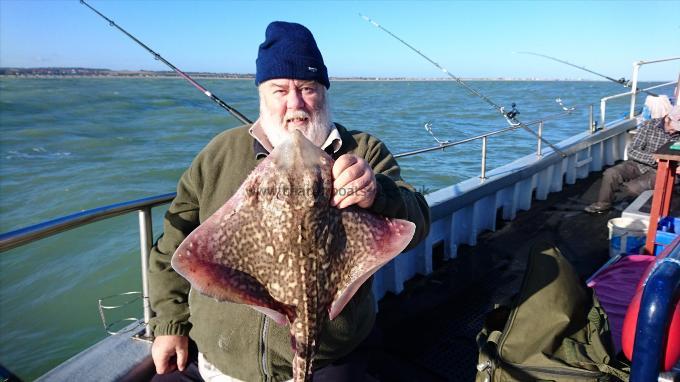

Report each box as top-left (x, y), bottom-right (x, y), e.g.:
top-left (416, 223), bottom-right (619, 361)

top-left (97, 291), bottom-right (144, 335)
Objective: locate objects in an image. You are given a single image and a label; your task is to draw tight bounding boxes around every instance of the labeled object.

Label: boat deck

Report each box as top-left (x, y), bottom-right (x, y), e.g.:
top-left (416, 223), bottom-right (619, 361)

top-left (369, 170), bottom-right (655, 381)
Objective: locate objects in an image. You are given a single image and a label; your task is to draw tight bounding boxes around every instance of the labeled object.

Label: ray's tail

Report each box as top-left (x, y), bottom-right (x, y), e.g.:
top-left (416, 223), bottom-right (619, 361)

top-left (292, 303), bottom-right (317, 382)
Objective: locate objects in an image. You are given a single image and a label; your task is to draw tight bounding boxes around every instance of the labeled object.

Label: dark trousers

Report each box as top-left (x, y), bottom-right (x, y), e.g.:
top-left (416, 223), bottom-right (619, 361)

top-left (597, 160), bottom-right (655, 203)
top-left (151, 329), bottom-right (379, 382)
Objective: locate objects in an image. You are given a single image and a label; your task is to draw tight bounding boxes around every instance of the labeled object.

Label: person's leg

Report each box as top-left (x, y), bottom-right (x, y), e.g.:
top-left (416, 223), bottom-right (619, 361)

top-left (587, 161), bottom-right (642, 213)
top-left (597, 161), bottom-right (642, 203)
top-left (621, 170), bottom-right (656, 198)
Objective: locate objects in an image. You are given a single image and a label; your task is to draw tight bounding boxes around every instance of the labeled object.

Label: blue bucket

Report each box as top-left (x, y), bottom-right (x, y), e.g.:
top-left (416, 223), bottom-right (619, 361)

top-left (607, 217), bottom-right (648, 258)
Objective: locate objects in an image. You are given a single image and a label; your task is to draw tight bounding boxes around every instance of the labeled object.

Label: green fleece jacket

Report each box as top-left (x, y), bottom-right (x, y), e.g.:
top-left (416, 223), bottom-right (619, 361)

top-left (148, 123), bottom-right (430, 381)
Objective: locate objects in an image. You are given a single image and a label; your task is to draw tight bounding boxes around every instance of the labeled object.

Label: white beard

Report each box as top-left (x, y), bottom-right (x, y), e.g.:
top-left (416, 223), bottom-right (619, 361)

top-left (260, 98), bottom-right (333, 148)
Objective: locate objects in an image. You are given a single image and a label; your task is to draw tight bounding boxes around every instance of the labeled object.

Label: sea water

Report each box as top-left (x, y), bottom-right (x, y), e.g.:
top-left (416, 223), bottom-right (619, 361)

top-left (0, 78), bottom-right (662, 379)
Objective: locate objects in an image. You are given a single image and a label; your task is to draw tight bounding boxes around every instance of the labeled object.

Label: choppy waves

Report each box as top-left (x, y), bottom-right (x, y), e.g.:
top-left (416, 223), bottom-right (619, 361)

top-left (5, 147), bottom-right (73, 160)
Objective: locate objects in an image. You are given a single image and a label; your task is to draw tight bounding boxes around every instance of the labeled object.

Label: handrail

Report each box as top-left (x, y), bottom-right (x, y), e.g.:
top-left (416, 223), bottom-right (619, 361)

top-left (636, 57), bottom-right (680, 65)
top-left (599, 81), bottom-right (676, 128)
top-left (395, 124), bottom-right (519, 158)
top-left (0, 192), bottom-right (176, 253)
top-left (0, 192), bottom-right (176, 338)
top-left (395, 109), bottom-right (575, 181)
top-left (394, 109), bottom-right (573, 159)
top-left (628, 57), bottom-right (679, 119)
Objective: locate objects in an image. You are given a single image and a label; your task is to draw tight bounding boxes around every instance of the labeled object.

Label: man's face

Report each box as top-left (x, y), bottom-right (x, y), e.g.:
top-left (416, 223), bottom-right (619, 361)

top-left (259, 79), bottom-right (331, 148)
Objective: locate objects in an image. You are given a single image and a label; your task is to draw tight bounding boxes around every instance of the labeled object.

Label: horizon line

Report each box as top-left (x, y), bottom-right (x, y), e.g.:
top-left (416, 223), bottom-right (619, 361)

top-left (0, 67), bottom-right (672, 83)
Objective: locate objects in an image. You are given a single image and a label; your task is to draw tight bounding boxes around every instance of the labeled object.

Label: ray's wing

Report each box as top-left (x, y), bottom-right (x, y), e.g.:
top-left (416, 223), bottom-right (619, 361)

top-left (171, 163), bottom-right (294, 326)
top-left (328, 208), bottom-right (415, 320)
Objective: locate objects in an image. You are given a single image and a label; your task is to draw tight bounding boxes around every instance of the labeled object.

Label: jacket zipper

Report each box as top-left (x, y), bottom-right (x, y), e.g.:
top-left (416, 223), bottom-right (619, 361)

top-left (261, 316), bottom-right (270, 381)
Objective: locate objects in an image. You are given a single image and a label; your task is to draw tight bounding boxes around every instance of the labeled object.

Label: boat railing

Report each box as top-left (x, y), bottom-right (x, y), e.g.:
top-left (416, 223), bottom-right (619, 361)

top-left (600, 80), bottom-right (676, 128)
top-left (627, 58), bottom-right (680, 117)
top-left (0, 192), bottom-right (176, 338)
top-left (98, 291), bottom-right (144, 335)
top-left (395, 109), bottom-right (576, 180)
top-left (600, 57), bottom-right (679, 128)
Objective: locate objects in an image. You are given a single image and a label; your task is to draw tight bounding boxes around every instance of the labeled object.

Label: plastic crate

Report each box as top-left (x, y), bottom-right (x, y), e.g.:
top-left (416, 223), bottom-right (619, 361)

top-left (654, 216), bottom-right (680, 255)
top-left (622, 190), bottom-right (653, 222)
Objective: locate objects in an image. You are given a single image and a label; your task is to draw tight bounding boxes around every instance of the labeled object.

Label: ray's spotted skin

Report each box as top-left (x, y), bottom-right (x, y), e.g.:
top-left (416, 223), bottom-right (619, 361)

top-left (171, 131), bottom-right (415, 382)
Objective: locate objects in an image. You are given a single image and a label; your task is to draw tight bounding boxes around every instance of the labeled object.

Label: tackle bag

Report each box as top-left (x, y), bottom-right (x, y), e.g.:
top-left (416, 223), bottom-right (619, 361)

top-left (475, 243), bottom-right (630, 382)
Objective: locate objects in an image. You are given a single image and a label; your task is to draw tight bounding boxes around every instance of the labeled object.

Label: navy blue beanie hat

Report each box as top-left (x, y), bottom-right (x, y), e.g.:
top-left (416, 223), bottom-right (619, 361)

top-left (256, 21), bottom-right (330, 89)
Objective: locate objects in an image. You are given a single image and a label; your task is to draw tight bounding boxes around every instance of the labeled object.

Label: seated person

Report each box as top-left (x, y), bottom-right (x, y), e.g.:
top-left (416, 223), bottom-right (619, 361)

top-left (585, 98), bottom-right (678, 214)
top-left (642, 93), bottom-right (668, 120)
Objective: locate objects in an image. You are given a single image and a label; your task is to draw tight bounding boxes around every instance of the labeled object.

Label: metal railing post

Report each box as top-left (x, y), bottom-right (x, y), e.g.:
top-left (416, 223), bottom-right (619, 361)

top-left (629, 61), bottom-right (641, 119)
top-left (138, 208), bottom-right (154, 338)
top-left (536, 121), bottom-right (544, 157)
top-left (480, 136), bottom-right (488, 181)
top-left (600, 99), bottom-right (607, 131)
top-left (589, 105), bottom-right (596, 134)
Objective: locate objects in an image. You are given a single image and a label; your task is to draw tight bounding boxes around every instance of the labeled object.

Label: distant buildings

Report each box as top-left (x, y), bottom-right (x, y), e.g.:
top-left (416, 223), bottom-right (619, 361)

top-left (0, 67), bottom-right (255, 79)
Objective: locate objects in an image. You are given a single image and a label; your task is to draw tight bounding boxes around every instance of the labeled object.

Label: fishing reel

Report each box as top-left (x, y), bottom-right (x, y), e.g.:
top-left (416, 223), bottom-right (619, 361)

top-left (506, 103), bottom-right (520, 119)
top-left (501, 103), bottom-right (521, 126)
top-left (617, 77), bottom-right (632, 87)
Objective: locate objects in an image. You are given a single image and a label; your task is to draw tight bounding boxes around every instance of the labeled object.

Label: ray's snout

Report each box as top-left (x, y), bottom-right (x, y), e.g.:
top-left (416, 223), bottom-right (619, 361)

top-left (272, 130), bottom-right (329, 170)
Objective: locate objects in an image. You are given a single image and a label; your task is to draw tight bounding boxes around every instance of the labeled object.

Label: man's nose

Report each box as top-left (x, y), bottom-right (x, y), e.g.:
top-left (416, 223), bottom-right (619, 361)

top-left (286, 89), bottom-right (304, 110)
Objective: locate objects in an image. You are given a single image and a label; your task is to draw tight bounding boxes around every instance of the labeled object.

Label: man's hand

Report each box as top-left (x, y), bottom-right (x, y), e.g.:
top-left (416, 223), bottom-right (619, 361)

top-left (151, 335), bottom-right (189, 374)
top-left (331, 154), bottom-right (377, 209)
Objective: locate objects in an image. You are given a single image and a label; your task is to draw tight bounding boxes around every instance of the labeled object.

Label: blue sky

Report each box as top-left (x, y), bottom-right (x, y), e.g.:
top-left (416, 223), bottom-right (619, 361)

top-left (1, 0), bottom-right (678, 80)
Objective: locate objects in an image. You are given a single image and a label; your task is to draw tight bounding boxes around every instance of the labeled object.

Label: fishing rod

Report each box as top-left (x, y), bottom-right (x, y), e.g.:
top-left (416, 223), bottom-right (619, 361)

top-left (80, 0), bottom-right (252, 125)
top-left (360, 14), bottom-right (567, 158)
top-left (517, 51), bottom-right (658, 97)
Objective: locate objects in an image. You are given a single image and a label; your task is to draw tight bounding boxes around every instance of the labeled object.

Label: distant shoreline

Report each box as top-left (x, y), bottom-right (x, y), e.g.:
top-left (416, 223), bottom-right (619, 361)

top-left (0, 67), bottom-right (619, 82)
top-left (0, 75), bottom-right (611, 82)
top-left (0, 67), bottom-right (669, 82)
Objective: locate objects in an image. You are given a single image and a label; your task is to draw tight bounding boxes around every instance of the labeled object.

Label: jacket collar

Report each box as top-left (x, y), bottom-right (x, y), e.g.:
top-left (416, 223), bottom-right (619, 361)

top-left (249, 119), bottom-right (343, 159)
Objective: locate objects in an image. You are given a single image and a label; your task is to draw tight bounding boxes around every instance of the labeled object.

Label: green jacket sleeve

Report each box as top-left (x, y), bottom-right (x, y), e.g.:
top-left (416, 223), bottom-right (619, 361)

top-left (147, 164), bottom-right (200, 337)
top-left (360, 135), bottom-right (431, 250)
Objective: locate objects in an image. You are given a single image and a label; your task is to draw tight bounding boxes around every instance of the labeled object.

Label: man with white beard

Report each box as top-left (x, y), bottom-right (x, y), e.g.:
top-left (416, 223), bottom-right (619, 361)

top-left (148, 21), bottom-right (430, 381)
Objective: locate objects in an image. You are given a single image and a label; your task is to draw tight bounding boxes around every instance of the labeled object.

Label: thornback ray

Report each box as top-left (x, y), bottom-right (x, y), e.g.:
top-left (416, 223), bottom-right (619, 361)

top-left (171, 130), bottom-right (415, 382)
